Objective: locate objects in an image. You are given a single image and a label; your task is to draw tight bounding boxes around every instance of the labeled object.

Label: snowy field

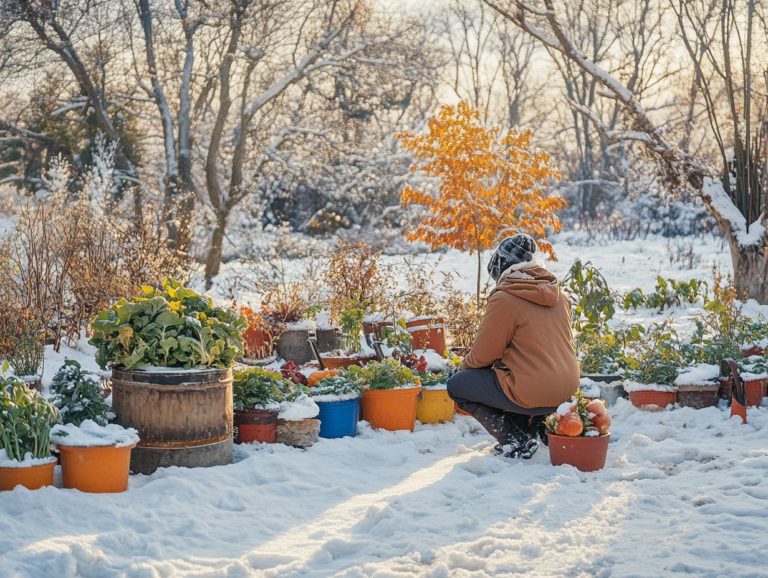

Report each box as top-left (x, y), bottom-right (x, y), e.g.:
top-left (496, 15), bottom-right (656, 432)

top-left (3, 233), bottom-right (768, 578)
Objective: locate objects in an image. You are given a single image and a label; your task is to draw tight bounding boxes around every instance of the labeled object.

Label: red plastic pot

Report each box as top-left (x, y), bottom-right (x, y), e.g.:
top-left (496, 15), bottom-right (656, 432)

top-left (629, 390), bottom-right (677, 410)
top-left (547, 433), bottom-right (610, 472)
top-left (406, 317), bottom-right (446, 355)
top-left (234, 408), bottom-right (278, 443)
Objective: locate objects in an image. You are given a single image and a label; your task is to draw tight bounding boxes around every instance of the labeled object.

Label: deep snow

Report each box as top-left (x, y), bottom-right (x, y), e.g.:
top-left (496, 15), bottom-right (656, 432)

top-left (2, 234), bottom-right (768, 577)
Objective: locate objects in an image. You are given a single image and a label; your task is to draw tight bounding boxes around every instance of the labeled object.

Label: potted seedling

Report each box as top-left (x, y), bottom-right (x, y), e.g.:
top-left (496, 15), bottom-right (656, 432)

top-left (233, 367), bottom-right (285, 444)
top-left (8, 319), bottom-right (44, 391)
top-left (415, 370), bottom-right (454, 424)
top-left (545, 391), bottom-right (611, 472)
top-left (321, 298), bottom-right (376, 369)
top-left (0, 370), bottom-right (59, 491)
top-left (737, 356), bottom-right (768, 406)
top-left (240, 305), bottom-right (275, 362)
top-left (275, 380), bottom-right (321, 448)
top-left (309, 373), bottom-right (362, 439)
top-left (623, 323), bottom-right (681, 411)
top-left (89, 277), bottom-right (247, 474)
top-left (352, 359), bottom-right (422, 431)
top-left (50, 360), bottom-right (138, 493)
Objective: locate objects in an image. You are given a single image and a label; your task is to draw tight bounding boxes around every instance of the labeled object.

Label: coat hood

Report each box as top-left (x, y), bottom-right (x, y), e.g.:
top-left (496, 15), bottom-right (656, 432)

top-left (493, 266), bottom-right (561, 307)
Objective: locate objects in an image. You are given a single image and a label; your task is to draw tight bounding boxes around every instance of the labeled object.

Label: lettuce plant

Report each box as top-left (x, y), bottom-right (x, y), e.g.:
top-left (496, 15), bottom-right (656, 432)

top-left (90, 278), bottom-right (247, 369)
top-left (0, 373), bottom-right (59, 462)
top-left (348, 359), bottom-right (418, 390)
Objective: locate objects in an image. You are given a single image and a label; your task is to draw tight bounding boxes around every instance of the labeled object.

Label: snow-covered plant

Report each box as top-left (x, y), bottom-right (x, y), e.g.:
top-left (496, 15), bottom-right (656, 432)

top-left (623, 322), bottom-right (683, 385)
top-left (233, 367), bottom-right (288, 409)
top-left (90, 278), bottom-right (247, 369)
top-left (0, 374), bottom-right (59, 462)
top-left (308, 375), bottom-right (362, 398)
top-left (348, 358), bottom-right (418, 390)
top-left (50, 360), bottom-right (113, 427)
top-left (545, 391), bottom-right (611, 438)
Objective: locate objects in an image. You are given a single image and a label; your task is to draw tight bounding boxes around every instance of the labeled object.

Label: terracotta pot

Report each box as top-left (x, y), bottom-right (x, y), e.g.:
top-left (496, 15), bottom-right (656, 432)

top-left (406, 317), bottom-right (446, 355)
top-left (363, 321), bottom-right (394, 339)
top-left (677, 383), bottom-right (720, 409)
top-left (547, 433), bottom-right (610, 472)
top-left (745, 378), bottom-right (767, 406)
top-left (321, 354), bottom-right (377, 370)
top-left (276, 418), bottom-right (320, 447)
top-left (629, 389), bottom-right (677, 411)
top-left (741, 344), bottom-right (765, 357)
top-left (234, 408), bottom-right (279, 443)
top-left (243, 325), bottom-right (273, 359)
top-left (0, 461), bottom-right (55, 491)
top-left (362, 386), bottom-right (421, 431)
top-left (58, 444), bottom-right (135, 493)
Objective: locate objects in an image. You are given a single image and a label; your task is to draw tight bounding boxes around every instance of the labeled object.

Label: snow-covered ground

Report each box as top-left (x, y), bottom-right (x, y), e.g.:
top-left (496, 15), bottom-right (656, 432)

top-left (2, 404), bottom-right (767, 577)
top-left (3, 233), bottom-right (768, 578)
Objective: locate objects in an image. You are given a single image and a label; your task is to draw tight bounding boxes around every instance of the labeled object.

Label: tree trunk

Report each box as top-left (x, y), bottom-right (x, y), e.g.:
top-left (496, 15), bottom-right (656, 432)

top-left (204, 212), bottom-right (228, 289)
top-left (729, 238), bottom-right (768, 302)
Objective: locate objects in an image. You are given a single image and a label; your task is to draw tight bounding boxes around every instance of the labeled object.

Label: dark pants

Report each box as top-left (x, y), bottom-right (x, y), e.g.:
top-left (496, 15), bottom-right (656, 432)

top-left (447, 368), bottom-right (554, 448)
top-left (447, 368), bottom-right (556, 416)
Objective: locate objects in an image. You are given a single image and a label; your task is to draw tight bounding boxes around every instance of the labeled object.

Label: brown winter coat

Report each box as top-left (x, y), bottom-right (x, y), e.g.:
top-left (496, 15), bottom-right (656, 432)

top-left (461, 267), bottom-right (580, 408)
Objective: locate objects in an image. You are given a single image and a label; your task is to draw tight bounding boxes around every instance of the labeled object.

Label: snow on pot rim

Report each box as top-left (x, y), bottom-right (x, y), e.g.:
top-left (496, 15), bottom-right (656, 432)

top-left (278, 394), bottom-right (319, 421)
top-left (311, 391), bottom-right (361, 403)
top-left (51, 420), bottom-right (139, 448)
top-left (421, 383), bottom-right (448, 391)
top-left (364, 382), bottom-right (421, 392)
top-left (623, 380), bottom-right (678, 393)
top-left (0, 449), bottom-right (56, 469)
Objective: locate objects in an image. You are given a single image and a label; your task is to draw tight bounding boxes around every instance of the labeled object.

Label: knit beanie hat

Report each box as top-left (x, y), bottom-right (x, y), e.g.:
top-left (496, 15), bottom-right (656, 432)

top-left (487, 234), bottom-right (538, 281)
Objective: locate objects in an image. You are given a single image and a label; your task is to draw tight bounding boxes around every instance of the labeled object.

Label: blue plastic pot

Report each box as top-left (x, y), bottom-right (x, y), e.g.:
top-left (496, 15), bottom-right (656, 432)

top-left (317, 398), bottom-right (360, 439)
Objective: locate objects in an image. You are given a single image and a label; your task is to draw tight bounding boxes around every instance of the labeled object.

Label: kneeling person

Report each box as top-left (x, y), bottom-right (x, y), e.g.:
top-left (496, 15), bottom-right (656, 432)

top-left (447, 234), bottom-right (579, 458)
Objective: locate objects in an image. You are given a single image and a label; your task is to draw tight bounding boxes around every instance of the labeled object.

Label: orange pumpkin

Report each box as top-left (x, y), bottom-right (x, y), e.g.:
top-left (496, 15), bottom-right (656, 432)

top-left (556, 413), bottom-right (584, 437)
top-left (307, 369), bottom-right (340, 388)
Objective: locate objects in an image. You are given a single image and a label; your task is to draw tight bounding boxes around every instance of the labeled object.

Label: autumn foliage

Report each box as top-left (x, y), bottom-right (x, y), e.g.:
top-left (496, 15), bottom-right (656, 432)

top-left (398, 101), bottom-right (564, 302)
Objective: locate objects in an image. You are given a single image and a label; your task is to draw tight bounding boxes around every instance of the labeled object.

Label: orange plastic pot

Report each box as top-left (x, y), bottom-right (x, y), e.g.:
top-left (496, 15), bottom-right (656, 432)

top-left (58, 445), bottom-right (135, 493)
top-left (235, 408), bottom-right (278, 443)
top-left (629, 390), bottom-right (677, 410)
top-left (547, 433), bottom-right (610, 472)
top-left (744, 378), bottom-right (767, 406)
top-left (362, 386), bottom-right (421, 431)
top-left (406, 317), bottom-right (446, 355)
top-left (0, 462), bottom-right (55, 491)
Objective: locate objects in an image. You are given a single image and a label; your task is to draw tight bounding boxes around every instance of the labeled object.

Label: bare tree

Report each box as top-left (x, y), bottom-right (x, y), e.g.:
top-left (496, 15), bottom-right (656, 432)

top-left (483, 0), bottom-right (768, 302)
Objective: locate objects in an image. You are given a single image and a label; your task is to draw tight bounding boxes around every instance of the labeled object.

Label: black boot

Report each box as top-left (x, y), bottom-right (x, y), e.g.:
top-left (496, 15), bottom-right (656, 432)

top-left (461, 403), bottom-right (539, 459)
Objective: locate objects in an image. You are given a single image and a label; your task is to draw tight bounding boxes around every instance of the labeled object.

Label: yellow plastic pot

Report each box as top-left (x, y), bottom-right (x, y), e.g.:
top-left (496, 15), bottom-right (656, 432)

top-left (416, 387), bottom-right (454, 424)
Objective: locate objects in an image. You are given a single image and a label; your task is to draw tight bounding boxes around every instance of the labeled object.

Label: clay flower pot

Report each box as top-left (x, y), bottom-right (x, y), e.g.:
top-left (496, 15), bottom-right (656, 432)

top-left (547, 433), bottom-right (610, 472)
top-left (406, 317), bottom-right (446, 355)
top-left (0, 461), bottom-right (55, 491)
top-left (628, 389), bottom-right (677, 411)
top-left (362, 386), bottom-right (421, 431)
top-left (320, 353), bottom-right (377, 370)
top-left (243, 325), bottom-right (273, 359)
top-left (276, 418), bottom-right (321, 447)
top-left (58, 444), bottom-right (135, 493)
top-left (234, 408), bottom-right (279, 443)
top-left (743, 377), bottom-right (767, 406)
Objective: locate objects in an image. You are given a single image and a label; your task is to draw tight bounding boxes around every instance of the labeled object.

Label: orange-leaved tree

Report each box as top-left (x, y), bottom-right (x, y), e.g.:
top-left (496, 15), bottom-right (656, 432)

top-left (399, 101), bottom-right (565, 307)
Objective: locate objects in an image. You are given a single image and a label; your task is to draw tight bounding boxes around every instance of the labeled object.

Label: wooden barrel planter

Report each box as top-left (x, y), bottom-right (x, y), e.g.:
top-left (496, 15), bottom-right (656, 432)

top-left (316, 327), bottom-right (340, 353)
top-left (111, 368), bottom-right (234, 475)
